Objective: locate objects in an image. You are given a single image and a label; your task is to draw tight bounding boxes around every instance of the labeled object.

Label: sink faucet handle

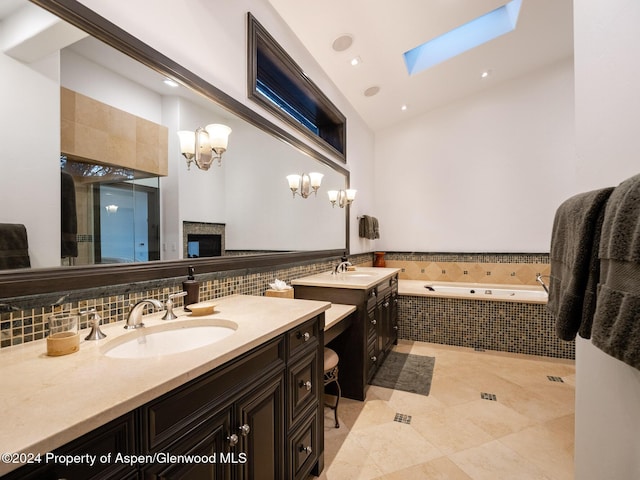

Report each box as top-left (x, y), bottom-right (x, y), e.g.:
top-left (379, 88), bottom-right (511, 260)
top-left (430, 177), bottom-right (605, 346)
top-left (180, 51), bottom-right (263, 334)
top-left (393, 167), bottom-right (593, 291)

top-left (162, 291), bottom-right (187, 321)
top-left (80, 308), bottom-right (107, 340)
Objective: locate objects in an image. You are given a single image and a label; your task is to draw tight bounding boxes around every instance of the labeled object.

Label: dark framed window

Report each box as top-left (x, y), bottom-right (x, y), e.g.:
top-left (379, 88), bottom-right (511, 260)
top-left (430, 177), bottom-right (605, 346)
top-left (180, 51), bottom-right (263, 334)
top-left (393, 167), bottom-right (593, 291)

top-left (247, 13), bottom-right (346, 162)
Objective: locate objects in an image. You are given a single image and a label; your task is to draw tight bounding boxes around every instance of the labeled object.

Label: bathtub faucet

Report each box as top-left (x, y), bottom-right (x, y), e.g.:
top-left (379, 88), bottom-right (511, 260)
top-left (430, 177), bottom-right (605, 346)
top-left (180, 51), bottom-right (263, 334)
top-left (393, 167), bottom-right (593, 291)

top-left (536, 274), bottom-right (549, 295)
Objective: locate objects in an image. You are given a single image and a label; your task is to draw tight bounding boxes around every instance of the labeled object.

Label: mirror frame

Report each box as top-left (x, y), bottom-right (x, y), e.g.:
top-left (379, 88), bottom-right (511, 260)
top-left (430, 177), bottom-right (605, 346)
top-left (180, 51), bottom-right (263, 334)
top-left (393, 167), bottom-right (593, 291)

top-left (0, 0), bottom-right (350, 299)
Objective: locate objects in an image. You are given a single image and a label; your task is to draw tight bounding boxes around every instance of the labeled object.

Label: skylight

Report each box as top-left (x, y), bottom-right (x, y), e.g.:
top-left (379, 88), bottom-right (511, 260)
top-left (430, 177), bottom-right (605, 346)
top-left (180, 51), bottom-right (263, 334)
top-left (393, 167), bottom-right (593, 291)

top-left (403, 0), bottom-right (522, 75)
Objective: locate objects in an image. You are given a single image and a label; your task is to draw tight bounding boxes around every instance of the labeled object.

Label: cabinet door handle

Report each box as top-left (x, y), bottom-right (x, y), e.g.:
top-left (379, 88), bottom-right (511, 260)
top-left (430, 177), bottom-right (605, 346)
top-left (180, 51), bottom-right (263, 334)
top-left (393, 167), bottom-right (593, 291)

top-left (299, 445), bottom-right (313, 455)
top-left (370, 319), bottom-right (377, 325)
top-left (371, 356), bottom-right (377, 362)
top-left (298, 331), bottom-right (310, 342)
top-left (239, 424), bottom-right (251, 436)
top-left (227, 433), bottom-right (239, 446)
top-left (393, 325), bottom-right (399, 330)
top-left (384, 301), bottom-right (390, 308)
top-left (299, 380), bottom-right (312, 391)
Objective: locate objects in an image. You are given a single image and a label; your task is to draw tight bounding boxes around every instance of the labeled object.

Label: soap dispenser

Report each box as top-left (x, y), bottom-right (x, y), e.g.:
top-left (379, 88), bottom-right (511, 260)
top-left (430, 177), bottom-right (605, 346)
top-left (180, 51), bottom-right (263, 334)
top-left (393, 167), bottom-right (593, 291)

top-left (182, 265), bottom-right (200, 311)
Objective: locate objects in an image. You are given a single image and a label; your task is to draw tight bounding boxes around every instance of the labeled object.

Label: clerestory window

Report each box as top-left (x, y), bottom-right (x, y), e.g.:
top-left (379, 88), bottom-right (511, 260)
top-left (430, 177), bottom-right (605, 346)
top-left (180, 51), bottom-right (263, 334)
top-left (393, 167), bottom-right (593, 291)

top-left (247, 13), bottom-right (346, 162)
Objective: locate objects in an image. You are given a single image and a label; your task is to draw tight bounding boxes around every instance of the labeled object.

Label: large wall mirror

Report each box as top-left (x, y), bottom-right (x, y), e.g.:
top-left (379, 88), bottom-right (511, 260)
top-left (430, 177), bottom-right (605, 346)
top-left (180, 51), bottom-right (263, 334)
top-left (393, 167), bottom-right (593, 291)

top-left (0, 0), bottom-right (349, 299)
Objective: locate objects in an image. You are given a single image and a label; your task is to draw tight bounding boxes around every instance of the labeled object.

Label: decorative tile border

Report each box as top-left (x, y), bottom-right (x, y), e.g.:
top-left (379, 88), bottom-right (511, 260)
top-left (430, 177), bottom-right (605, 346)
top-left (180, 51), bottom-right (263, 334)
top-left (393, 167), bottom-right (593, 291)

top-left (382, 252), bottom-right (550, 286)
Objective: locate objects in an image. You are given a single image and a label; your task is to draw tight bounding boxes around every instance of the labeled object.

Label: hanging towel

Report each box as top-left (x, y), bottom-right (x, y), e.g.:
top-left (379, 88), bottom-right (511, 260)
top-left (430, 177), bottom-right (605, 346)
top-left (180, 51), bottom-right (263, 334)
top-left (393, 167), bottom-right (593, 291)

top-left (547, 187), bottom-right (614, 341)
top-left (61, 172), bottom-right (78, 258)
top-left (372, 216), bottom-right (380, 239)
top-left (359, 215), bottom-right (375, 239)
top-left (0, 223), bottom-right (31, 269)
top-left (591, 173), bottom-right (640, 370)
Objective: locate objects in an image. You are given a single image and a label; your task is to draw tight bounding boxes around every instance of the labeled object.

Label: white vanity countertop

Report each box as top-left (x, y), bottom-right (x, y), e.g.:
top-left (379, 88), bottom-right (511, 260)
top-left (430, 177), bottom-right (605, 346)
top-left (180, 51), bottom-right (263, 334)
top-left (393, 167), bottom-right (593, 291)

top-left (0, 294), bottom-right (330, 475)
top-left (291, 267), bottom-right (400, 290)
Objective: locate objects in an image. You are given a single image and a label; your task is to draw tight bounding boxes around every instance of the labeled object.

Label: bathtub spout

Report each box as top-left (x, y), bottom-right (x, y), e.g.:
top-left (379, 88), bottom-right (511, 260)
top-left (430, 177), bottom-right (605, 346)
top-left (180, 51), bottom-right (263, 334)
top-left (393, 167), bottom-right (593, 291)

top-left (536, 275), bottom-right (549, 295)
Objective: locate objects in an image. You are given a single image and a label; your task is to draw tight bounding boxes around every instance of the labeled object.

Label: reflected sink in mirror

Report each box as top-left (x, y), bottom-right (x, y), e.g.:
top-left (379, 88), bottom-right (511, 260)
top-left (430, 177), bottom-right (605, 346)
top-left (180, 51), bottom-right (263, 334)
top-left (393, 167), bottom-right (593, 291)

top-left (103, 319), bottom-right (237, 359)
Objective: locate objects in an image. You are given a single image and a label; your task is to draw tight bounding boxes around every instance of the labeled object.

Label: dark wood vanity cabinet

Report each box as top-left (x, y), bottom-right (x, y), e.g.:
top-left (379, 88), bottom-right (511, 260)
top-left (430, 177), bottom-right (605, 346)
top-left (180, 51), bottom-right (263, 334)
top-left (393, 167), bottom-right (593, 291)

top-left (3, 315), bottom-right (324, 480)
top-left (294, 274), bottom-right (398, 401)
top-left (0, 412), bottom-right (138, 480)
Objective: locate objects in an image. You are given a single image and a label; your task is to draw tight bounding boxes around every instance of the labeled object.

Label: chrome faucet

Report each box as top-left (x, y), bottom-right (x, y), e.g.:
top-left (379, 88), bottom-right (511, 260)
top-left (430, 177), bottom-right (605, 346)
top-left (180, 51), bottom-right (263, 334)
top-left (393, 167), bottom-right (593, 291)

top-left (334, 261), bottom-right (352, 274)
top-left (536, 274), bottom-right (549, 295)
top-left (125, 299), bottom-right (163, 329)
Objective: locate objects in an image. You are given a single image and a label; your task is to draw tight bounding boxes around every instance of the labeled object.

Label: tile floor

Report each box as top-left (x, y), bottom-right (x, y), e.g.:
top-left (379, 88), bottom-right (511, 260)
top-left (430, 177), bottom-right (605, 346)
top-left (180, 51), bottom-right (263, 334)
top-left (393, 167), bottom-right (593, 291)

top-left (315, 340), bottom-right (575, 480)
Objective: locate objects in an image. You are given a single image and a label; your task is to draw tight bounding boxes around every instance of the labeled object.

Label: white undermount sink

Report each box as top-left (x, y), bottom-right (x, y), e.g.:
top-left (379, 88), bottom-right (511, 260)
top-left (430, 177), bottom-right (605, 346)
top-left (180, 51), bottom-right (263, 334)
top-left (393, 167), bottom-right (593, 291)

top-left (103, 319), bottom-right (237, 359)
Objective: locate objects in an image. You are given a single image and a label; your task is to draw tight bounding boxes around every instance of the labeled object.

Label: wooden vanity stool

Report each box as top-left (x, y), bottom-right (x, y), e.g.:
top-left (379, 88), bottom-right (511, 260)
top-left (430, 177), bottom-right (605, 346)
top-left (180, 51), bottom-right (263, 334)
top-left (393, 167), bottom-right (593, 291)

top-left (323, 347), bottom-right (341, 428)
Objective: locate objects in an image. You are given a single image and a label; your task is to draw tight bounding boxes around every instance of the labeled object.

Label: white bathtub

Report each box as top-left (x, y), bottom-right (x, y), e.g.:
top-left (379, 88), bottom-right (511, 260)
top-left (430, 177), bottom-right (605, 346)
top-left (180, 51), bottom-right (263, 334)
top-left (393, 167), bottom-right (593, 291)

top-left (398, 280), bottom-right (548, 304)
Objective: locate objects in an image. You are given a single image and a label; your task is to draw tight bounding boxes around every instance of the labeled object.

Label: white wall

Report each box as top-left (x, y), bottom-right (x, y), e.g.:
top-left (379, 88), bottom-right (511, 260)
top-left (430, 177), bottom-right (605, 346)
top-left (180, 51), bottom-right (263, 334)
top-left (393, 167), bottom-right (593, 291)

top-left (75, 0), bottom-right (375, 254)
top-left (0, 50), bottom-right (60, 268)
top-left (573, 0), bottom-right (640, 478)
top-left (374, 58), bottom-right (577, 253)
top-left (61, 48), bottom-right (162, 123)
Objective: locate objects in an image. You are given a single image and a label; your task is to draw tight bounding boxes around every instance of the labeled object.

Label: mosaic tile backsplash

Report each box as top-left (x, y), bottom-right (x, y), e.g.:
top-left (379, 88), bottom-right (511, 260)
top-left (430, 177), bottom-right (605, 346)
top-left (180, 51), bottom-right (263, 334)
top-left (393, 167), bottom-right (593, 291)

top-left (1, 251), bottom-right (566, 360)
top-left (1, 253), bottom-right (372, 349)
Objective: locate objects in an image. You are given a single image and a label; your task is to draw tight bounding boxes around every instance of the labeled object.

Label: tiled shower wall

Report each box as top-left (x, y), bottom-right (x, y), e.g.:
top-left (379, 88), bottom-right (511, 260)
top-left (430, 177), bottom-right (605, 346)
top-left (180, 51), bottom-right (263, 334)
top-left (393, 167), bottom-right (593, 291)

top-left (0, 253), bottom-right (372, 349)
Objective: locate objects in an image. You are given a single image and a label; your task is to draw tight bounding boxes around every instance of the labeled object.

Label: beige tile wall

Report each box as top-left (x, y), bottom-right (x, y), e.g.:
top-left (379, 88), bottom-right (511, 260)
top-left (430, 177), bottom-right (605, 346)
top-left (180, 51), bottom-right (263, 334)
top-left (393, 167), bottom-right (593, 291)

top-left (388, 260), bottom-right (550, 286)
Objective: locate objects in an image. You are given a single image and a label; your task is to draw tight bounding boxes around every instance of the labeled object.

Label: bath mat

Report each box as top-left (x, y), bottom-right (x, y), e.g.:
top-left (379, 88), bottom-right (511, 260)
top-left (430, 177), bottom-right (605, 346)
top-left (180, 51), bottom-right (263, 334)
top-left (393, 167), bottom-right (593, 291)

top-left (370, 352), bottom-right (435, 396)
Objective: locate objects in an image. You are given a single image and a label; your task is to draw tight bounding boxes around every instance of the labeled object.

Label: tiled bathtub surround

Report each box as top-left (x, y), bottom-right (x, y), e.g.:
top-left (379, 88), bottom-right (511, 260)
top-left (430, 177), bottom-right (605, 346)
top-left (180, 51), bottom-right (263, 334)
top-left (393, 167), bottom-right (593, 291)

top-left (0, 253), bottom-right (372, 348)
top-left (398, 296), bottom-right (574, 360)
top-left (387, 252), bottom-right (573, 360)
top-left (384, 252), bottom-right (550, 286)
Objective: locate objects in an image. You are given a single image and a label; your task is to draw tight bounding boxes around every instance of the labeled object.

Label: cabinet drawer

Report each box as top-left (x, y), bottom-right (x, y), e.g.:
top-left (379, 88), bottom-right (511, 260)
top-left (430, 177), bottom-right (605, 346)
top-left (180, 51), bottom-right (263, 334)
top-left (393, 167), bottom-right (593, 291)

top-left (288, 350), bottom-right (319, 427)
top-left (288, 316), bottom-right (319, 359)
top-left (141, 337), bottom-right (284, 452)
top-left (288, 410), bottom-right (318, 480)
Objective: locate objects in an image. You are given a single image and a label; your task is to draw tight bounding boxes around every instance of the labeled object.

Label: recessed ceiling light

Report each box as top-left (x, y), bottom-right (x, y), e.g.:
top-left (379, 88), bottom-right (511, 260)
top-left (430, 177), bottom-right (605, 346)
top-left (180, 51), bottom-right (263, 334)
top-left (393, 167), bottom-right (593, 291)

top-left (350, 56), bottom-right (361, 67)
top-left (163, 78), bottom-right (179, 88)
top-left (364, 86), bottom-right (380, 97)
top-left (401, 105), bottom-right (408, 111)
top-left (332, 34), bottom-right (353, 52)
top-left (481, 69), bottom-right (492, 79)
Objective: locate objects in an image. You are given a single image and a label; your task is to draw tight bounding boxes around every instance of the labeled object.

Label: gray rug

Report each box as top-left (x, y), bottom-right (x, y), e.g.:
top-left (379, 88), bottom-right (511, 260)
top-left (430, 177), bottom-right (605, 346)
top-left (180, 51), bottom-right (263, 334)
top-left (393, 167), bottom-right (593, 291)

top-left (370, 352), bottom-right (435, 396)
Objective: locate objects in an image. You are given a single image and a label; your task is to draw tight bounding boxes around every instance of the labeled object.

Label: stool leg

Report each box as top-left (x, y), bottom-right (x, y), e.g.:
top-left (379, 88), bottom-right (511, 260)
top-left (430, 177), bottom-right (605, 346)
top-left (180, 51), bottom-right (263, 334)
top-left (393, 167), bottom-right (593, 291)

top-left (333, 379), bottom-right (341, 428)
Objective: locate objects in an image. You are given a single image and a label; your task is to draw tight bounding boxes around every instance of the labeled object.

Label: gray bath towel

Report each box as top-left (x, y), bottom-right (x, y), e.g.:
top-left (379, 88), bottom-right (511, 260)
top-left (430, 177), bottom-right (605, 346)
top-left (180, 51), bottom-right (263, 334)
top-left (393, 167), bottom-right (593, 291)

top-left (591, 173), bottom-right (640, 370)
top-left (359, 215), bottom-right (380, 240)
top-left (0, 223), bottom-right (31, 269)
top-left (547, 187), bottom-right (614, 341)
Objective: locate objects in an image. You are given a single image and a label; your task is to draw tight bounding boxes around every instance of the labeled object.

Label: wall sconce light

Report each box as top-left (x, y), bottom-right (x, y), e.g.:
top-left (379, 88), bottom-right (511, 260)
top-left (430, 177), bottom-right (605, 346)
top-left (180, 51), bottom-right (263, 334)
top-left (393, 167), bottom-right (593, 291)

top-left (105, 204), bottom-right (118, 214)
top-left (328, 189), bottom-right (357, 208)
top-left (286, 172), bottom-right (323, 198)
top-left (177, 123), bottom-right (232, 171)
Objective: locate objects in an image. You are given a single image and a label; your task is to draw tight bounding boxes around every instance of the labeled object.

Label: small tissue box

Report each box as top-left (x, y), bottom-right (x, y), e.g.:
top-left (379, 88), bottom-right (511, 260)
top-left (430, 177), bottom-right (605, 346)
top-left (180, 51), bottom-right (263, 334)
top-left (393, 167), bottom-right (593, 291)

top-left (265, 279), bottom-right (294, 298)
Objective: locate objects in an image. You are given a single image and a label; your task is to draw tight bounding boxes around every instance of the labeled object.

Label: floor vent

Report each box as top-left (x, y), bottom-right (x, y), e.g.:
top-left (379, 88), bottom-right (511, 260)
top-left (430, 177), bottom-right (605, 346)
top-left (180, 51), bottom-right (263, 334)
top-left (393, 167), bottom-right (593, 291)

top-left (547, 376), bottom-right (564, 383)
top-left (481, 392), bottom-right (497, 401)
top-left (394, 413), bottom-right (412, 424)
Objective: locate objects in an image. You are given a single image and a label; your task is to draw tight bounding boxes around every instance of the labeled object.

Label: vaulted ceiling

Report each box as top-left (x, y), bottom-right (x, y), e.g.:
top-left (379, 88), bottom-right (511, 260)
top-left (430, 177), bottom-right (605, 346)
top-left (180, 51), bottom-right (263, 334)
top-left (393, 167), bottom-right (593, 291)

top-left (268, 0), bottom-right (574, 131)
